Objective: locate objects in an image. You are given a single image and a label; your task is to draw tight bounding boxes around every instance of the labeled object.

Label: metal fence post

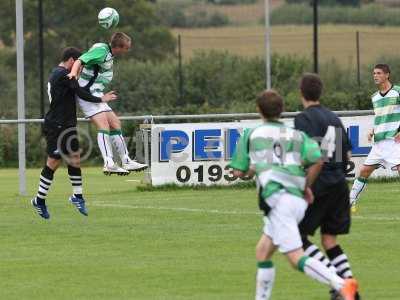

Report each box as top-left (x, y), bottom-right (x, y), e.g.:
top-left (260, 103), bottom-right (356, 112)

top-left (356, 31), bottom-right (361, 88)
top-left (178, 34), bottom-right (184, 105)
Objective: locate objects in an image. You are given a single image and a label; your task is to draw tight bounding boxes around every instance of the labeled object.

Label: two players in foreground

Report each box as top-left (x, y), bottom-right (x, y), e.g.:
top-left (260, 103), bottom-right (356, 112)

top-left (68, 32), bottom-right (147, 175)
top-left (32, 48), bottom-right (117, 219)
top-left (229, 89), bottom-right (359, 299)
top-left (350, 64), bottom-right (400, 209)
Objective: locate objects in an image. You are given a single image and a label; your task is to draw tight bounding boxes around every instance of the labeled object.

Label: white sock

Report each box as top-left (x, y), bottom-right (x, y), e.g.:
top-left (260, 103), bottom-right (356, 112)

top-left (299, 256), bottom-right (344, 292)
top-left (255, 261), bottom-right (275, 300)
top-left (110, 130), bottom-right (130, 163)
top-left (350, 177), bottom-right (367, 205)
top-left (97, 131), bottom-right (114, 167)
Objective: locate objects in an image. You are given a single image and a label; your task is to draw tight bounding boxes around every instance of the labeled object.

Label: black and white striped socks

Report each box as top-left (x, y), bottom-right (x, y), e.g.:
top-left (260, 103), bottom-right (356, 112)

top-left (68, 165), bottom-right (83, 198)
top-left (303, 239), bottom-right (337, 274)
top-left (35, 166), bottom-right (54, 205)
top-left (327, 245), bottom-right (354, 279)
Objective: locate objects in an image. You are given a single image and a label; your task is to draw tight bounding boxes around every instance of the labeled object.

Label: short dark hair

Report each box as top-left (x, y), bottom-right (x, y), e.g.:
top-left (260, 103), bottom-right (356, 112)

top-left (256, 89), bottom-right (284, 119)
top-left (111, 32), bottom-right (131, 48)
top-left (300, 73), bottom-right (323, 102)
top-left (61, 47), bottom-right (81, 62)
top-left (374, 64), bottom-right (390, 74)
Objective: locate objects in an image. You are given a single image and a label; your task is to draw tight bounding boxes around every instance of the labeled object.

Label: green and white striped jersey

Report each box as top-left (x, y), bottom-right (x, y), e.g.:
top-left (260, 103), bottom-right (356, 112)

top-left (372, 85), bottom-right (400, 142)
top-left (229, 122), bottom-right (321, 200)
top-left (78, 43), bottom-right (113, 97)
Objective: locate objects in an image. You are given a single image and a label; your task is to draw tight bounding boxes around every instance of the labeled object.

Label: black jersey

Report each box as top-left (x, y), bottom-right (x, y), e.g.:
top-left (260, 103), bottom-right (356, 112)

top-left (294, 105), bottom-right (352, 195)
top-left (44, 66), bottom-right (101, 127)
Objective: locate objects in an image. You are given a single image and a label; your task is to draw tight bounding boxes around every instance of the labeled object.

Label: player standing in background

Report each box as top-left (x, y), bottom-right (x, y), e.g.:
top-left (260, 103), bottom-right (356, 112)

top-left (31, 47), bottom-right (117, 219)
top-left (68, 32), bottom-right (147, 175)
top-left (229, 90), bottom-right (358, 300)
top-left (294, 73), bottom-right (360, 300)
top-left (350, 64), bottom-right (400, 210)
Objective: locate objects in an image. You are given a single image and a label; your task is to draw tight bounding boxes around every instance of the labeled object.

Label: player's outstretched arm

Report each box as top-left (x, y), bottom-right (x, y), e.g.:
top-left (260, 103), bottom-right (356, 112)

top-left (68, 78), bottom-right (102, 103)
top-left (68, 59), bottom-right (82, 79)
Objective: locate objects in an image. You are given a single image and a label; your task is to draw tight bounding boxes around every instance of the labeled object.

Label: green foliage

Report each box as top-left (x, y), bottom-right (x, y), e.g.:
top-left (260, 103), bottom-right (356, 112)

top-left (271, 3), bottom-right (400, 26)
top-left (0, 0), bottom-right (176, 62)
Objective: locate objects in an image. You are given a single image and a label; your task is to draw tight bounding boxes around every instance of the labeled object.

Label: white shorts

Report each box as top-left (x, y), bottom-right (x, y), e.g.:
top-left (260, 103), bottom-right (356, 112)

top-left (364, 139), bottom-right (400, 170)
top-left (263, 191), bottom-right (307, 253)
top-left (77, 96), bottom-right (112, 118)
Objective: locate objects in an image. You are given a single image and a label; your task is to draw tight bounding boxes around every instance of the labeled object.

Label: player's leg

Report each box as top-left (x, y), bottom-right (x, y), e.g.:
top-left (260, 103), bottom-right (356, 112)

top-left (350, 164), bottom-right (376, 210)
top-left (107, 111), bottom-right (148, 172)
top-left (91, 113), bottom-right (128, 175)
top-left (91, 113), bottom-right (113, 166)
top-left (299, 194), bottom-right (337, 274)
top-left (350, 164), bottom-right (376, 207)
top-left (350, 142), bottom-right (382, 209)
top-left (286, 248), bottom-right (357, 300)
top-left (273, 192), bottom-right (358, 299)
top-left (66, 150), bottom-right (88, 216)
top-left (31, 124), bottom-right (63, 219)
top-left (255, 234), bottom-right (277, 300)
top-left (321, 181), bottom-right (360, 299)
top-left (322, 235), bottom-right (353, 278)
top-left (78, 98), bottom-right (128, 175)
top-left (32, 157), bottom-right (61, 219)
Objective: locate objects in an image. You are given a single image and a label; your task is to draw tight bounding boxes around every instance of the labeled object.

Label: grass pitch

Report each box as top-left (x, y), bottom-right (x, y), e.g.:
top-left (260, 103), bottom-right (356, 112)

top-left (1, 167), bottom-right (399, 299)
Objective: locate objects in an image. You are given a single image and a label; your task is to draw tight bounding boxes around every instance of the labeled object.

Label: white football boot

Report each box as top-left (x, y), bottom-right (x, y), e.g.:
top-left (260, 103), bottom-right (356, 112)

top-left (103, 163), bottom-right (130, 176)
top-left (122, 158), bottom-right (148, 172)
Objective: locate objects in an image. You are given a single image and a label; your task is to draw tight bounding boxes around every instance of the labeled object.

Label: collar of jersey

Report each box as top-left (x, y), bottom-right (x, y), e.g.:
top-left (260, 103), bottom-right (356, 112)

top-left (263, 120), bottom-right (284, 126)
top-left (379, 84), bottom-right (393, 97)
top-left (108, 44), bottom-right (114, 57)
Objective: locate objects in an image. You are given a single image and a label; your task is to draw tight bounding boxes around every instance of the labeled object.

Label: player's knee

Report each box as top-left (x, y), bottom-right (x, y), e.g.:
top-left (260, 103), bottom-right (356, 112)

top-left (69, 154), bottom-right (80, 168)
top-left (91, 115), bottom-right (109, 130)
top-left (47, 157), bottom-right (61, 170)
top-left (285, 249), bottom-right (304, 269)
top-left (359, 166), bottom-right (373, 178)
top-left (321, 235), bottom-right (337, 250)
top-left (255, 243), bottom-right (269, 261)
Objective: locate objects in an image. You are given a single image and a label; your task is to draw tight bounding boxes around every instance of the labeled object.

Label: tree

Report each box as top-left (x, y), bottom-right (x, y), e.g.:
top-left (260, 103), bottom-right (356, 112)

top-left (0, 0), bottom-right (176, 65)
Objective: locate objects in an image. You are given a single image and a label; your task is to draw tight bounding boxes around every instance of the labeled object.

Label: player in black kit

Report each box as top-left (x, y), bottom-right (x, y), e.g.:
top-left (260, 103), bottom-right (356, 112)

top-left (295, 74), bottom-right (361, 300)
top-left (31, 47), bottom-right (117, 219)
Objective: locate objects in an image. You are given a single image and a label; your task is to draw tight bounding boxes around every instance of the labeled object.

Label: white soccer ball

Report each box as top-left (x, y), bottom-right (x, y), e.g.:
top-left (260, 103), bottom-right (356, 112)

top-left (98, 7), bottom-right (119, 29)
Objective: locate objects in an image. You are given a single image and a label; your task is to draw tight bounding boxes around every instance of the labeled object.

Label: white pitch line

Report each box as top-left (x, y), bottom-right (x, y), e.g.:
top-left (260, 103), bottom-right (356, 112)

top-left (352, 215), bottom-right (400, 222)
top-left (91, 203), bottom-right (400, 221)
top-left (125, 180), bottom-right (141, 182)
top-left (92, 203), bottom-right (257, 215)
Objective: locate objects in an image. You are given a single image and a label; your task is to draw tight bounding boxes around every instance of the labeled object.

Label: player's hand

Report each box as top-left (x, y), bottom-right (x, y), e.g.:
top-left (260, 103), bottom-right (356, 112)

top-left (67, 72), bottom-right (77, 80)
top-left (394, 132), bottom-right (400, 143)
top-left (367, 130), bottom-right (374, 143)
top-left (101, 91), bottom-right (118, 102)
top-left (304, 187), bottom-right (314, 204)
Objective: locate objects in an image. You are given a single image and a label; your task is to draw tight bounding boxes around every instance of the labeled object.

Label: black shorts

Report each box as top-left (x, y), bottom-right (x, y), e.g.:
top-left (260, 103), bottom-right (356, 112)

top-left (299, 180), bottom-right (351, 236)
top-left (43, 124), bottom-right (79, 160)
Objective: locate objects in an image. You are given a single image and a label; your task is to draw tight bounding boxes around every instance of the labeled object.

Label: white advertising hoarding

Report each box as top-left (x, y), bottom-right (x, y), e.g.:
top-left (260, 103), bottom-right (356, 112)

top-left (149, 115), bottom-right (397, 186)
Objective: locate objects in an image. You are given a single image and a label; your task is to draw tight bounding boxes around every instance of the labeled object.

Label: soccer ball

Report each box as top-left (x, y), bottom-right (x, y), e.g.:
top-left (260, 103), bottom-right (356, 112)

top-left (98, 7), bottom-right (119, 29)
